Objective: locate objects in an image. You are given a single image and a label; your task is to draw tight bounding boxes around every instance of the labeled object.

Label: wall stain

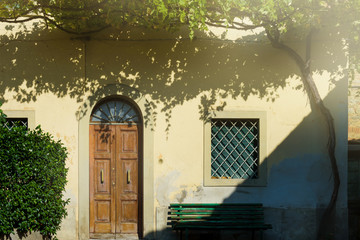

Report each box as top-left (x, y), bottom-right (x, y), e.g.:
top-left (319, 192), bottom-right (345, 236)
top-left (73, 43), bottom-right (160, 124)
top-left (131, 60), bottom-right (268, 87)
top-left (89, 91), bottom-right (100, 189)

top-left (55, 133), bottom-right (76, 165)
top-left (155, 170), bottom-right (180, 206)
top-left (176, 189), bottom-right (187, 203)
top-left (193, 185), bottom-right (204, 200)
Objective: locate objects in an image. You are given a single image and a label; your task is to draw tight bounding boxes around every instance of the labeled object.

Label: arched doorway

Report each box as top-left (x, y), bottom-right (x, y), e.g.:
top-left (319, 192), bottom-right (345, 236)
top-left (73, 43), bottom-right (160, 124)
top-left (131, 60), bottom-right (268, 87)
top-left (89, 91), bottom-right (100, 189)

top-left (89, 98), bottom-right (143, 239)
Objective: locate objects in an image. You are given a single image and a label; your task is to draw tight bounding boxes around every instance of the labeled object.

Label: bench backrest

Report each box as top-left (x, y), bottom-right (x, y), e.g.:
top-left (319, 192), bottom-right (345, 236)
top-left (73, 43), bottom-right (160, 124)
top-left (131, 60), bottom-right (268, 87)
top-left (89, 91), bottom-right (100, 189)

top-left (169, 203), bottom-right (269, 228)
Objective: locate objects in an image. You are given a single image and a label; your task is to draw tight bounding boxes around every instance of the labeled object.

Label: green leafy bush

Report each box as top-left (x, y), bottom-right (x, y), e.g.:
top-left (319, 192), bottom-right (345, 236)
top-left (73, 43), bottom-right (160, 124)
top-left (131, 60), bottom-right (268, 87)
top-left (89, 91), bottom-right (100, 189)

top-left (0, 123), bottom-right (69, 240)
top-left (0, 104), bottom-right (6, 126)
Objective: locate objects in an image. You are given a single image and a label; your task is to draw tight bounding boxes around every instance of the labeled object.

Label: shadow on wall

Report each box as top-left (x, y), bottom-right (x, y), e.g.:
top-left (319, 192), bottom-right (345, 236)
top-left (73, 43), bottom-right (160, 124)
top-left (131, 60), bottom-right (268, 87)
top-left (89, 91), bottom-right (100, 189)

top-left (140, 79), bottom-right (347, 240)
top-left (0, 22), bottom-right (348, 240)
top-left (0, 22), bottom-right (346, 128)
top-left (348, 143), bottom-right (360, 240)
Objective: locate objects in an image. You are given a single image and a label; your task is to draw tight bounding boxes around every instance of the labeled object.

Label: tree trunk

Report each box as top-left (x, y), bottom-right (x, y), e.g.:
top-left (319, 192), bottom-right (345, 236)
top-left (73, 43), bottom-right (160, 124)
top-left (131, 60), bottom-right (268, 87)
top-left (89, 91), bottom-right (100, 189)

top-left (266, 29), bottom-right (340, 240)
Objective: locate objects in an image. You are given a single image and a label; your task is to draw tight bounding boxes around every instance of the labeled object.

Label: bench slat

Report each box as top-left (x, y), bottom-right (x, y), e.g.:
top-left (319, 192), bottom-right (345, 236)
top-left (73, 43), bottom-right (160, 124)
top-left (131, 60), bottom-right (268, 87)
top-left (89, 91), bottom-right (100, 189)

top-left (170, 212), bottom-right (264, 216)
top-left (170, 203), bottom-right (263, 207)
top-left (168, 203), bottom-right (272, 239)
top-left (173, 224), bottom-right (272, 230)
top-left (173, 220), bottom-right (266, 224)
top-left (172, 218), bottom-right (265, 222)
top-left (171, 207), bottom-right (263, 211)
top-left (170, 215), bottom-right (264, 219)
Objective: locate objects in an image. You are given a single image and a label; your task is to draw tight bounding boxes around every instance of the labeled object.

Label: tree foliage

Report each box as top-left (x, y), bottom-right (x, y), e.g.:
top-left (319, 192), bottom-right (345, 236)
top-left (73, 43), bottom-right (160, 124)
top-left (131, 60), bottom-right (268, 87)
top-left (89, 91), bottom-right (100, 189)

top-left (348, 1), bottom-right (360, 75)
top-left (0, 123), bottom-right (69, 240)
top-left (0, 1), bottom-right (352, 36)
top-left (0, 103), bottom-right (6, 126)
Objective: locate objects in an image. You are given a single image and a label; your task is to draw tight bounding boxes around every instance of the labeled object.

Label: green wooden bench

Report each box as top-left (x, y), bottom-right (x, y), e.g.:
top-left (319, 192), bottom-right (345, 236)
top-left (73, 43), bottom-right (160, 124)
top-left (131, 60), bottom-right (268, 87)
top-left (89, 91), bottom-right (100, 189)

top-left (168, 203), bottom-right (272, 240)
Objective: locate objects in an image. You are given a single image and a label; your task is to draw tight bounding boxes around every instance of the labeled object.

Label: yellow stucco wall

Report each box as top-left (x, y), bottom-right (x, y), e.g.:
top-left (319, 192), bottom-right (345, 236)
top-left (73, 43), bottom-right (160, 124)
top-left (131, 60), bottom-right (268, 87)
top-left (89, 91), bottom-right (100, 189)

top-left (0, 22), bottom-right (348, 239)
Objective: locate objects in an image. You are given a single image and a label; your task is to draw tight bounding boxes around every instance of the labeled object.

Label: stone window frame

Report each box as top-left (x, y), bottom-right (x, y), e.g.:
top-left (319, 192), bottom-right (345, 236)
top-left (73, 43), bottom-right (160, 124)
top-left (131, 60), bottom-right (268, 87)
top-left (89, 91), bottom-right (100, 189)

top-left (204, 111), bottom-right (267, 187)
top-left (3, 110), bottom-right (35, 129)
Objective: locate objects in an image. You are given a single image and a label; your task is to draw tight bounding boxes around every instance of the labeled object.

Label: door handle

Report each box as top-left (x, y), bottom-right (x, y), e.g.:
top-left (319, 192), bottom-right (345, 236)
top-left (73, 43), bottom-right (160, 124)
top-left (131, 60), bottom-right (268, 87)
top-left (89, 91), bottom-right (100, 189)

top-left (100, 169), bottom-right (104, 184)
top-left (127, 170), bottom-right (130, 184)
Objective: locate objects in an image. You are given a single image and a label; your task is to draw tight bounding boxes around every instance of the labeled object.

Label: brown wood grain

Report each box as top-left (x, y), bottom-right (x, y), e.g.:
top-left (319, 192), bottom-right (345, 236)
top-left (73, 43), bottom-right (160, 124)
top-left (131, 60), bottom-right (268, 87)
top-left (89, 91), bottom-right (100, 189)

top-left (90, 125), bottom-right (115, 234)
top-left (90, 124), bottom-right (139, 236)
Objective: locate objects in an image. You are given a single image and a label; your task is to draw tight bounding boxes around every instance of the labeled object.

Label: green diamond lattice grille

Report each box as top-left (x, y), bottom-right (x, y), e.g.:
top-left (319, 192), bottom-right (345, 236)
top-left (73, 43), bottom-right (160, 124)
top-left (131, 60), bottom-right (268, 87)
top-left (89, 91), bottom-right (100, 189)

top-left (4, 118), bottom-right (28, 130)
top-left (211, 119), bottom-right (259, 179)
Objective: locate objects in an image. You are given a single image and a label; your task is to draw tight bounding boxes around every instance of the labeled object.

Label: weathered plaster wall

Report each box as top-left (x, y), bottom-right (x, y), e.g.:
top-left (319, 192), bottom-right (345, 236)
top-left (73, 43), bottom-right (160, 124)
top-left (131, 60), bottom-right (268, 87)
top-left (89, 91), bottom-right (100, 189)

top-left (349, 72), bottom-right (360, 142)
top-left (348, 72), bottom-right (360, 239)
top-left (0, 22), bottom-right (348, 239)
top-left (0, 33), bottom-right (83, 239)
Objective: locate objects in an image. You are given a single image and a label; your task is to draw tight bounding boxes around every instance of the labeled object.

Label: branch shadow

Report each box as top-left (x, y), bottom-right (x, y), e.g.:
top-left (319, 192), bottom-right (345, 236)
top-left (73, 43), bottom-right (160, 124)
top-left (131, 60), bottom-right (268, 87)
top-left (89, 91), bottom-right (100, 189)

top-left (141, 77), bottom-right (347, 240)
top-left (0, 20), bottom-right (349, 240)
top-left (0, 23), bottom-right (344, 122)
top-left (0, 22), bottom-right (347, 130)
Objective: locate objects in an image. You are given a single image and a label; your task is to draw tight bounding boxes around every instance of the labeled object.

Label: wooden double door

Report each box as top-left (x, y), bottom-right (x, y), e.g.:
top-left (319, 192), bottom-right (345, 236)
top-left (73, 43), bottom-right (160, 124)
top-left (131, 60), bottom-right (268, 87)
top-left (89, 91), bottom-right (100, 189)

top-left (89, 124), bottom-right (140, 237)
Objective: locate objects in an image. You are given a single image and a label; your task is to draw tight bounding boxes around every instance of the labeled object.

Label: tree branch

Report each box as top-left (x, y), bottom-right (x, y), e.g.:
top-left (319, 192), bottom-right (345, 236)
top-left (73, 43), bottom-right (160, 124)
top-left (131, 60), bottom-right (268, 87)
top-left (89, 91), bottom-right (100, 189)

top-left (266, 28), bottom-right (340, 240)
top-left (205, 15), bottom-right (264, 30)
top-left (0, 15), bottom-right (111, 35)
top-left (205, 21), bottom-right (260, 30)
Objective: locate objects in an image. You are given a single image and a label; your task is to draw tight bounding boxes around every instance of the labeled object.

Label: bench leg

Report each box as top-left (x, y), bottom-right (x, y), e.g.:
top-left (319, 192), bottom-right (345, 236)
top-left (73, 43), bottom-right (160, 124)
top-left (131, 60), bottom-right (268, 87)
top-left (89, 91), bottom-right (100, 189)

top-left (185, 228), bottom-right (189, 240)
top-left (251, 230), bottom-right (255, 240)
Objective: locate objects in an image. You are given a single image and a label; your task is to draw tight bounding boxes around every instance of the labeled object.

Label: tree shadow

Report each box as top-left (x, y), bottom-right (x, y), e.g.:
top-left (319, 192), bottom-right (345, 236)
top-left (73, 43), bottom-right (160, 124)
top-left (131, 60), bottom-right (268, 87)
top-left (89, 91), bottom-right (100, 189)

top-left (0, 20), bottom-right (348, 240)
top-left (348, 142), bottom-right (360, 240)
top-left (141, 77), bottom-right (347, 240)
top-left (0, 22), bottom-right (345, 126)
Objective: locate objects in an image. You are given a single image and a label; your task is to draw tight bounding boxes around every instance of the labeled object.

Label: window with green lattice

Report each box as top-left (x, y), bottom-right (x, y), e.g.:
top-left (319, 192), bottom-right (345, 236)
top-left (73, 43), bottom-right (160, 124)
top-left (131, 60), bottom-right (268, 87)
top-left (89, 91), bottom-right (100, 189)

top-left (211, 119), bottom-right (259, 179)
top-left (204, 111), bottom-right (267, 187)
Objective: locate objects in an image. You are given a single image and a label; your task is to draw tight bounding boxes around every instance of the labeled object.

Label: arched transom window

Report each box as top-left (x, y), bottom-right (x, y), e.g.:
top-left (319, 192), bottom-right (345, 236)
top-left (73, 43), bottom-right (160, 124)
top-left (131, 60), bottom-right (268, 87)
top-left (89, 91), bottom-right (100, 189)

top-left (90, 100), bottom-right (140, 124)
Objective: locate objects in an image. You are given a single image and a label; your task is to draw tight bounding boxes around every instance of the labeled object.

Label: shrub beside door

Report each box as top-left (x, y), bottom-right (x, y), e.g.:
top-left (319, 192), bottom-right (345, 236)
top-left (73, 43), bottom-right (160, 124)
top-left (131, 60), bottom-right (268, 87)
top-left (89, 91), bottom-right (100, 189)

top-left (0, 111), bottom-right (69, 240)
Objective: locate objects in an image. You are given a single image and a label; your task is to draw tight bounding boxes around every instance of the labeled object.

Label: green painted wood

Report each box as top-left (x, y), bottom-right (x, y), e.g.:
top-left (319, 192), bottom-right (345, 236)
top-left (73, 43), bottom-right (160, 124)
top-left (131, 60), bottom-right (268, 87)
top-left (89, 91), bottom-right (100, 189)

top-left (173, 224), bottom-right (272, 230)
top-left (170, 217), bottom-right (265, 221)
top-left (173, 220), bottom-right (265, 224)
top-left (170, 203), bottom-right (262, 207)
top-left (172, 224), bottom-right (269, 228)
top-left (170, 207), bottom-right (264, 211)
top-left (170, 216), bottom-right (264, 220)
top-left (168, 202), bottom-right (272, 240)
top-left (169, 211), bottom-right (264, 216)
top-left (170, 217), bottom-right (264, 221)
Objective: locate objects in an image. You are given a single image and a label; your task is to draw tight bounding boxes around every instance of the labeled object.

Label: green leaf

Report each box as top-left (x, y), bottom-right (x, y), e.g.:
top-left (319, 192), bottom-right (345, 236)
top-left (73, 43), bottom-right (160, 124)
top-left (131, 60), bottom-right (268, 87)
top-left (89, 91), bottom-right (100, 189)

top-left (0, 122), bottom-right (69, 239)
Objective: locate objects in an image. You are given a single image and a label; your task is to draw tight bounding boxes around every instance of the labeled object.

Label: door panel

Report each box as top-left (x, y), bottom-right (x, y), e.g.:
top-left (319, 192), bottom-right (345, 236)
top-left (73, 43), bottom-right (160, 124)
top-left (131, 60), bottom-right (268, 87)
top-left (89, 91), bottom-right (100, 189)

top-left (90, 124), bottom-right (139, 236)
top-left (122, 130), bottom-right (137, 152)
top-left (120, 129), bottom-right (138, 159)
top-left (122, 161), bottom-right (138, 193)
top-left (95, 160), bottom-right (111, 193)
top-left (96, 201), bottom-right (111, 221)
top-left (116, 125), bottom-right (139, 234)
top-left (90, 125), bottom-right (116, 234)
top-left (122, 201), bottom-right (138, 221)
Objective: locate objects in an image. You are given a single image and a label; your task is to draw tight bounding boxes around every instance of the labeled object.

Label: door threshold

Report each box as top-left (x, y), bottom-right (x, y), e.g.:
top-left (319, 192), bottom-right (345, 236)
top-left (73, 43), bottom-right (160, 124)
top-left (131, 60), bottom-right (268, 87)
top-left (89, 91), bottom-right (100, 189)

top-left (90, 233), bottom-right (140, 240)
